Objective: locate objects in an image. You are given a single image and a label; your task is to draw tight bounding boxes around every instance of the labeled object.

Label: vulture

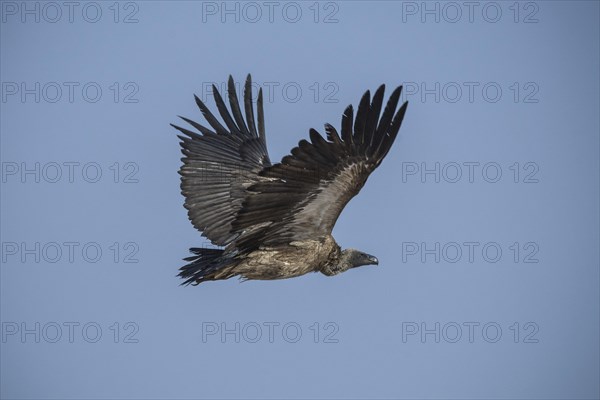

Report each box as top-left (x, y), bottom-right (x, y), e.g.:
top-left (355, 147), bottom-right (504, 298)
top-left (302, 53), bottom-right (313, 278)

top-left (172, 75), bottom-right (408, 285)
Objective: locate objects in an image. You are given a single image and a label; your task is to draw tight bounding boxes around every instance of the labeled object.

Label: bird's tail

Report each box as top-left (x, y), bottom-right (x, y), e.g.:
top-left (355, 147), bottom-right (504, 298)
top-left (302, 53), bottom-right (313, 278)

top-left (178, 248), bottom-right (235, 285)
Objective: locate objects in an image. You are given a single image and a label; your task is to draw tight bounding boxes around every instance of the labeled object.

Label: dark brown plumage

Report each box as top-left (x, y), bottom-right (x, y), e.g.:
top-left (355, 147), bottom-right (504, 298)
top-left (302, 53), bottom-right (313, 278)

top-left (172, 75), bottom-right (408, 285)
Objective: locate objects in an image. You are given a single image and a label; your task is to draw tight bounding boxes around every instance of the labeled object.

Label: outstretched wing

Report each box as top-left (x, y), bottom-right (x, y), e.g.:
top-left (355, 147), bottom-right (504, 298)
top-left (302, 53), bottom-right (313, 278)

top-left (172, 74), bottom-right (271, 246)
top-left (232, 85), bottom-right (408, 252)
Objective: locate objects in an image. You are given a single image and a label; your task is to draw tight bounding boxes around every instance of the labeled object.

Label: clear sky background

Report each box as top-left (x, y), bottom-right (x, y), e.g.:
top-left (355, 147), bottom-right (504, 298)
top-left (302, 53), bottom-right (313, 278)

top-left (1, 1), bottom-right (599, 399)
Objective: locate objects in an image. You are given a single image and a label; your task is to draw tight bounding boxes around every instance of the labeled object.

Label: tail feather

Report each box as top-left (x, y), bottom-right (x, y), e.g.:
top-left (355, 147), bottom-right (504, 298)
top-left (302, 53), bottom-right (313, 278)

top-left (178, 248), bottom-right (234, 285)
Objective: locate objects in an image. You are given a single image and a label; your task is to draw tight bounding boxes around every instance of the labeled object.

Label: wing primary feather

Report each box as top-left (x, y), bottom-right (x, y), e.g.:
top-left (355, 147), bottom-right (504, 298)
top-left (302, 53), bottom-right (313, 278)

top-left (371, 85), bottom-right (402, 157)
top-left (353, 90), bottom-right (371, 147)
top-left (309, 128), bottom-right (332, 153)
top-left (375, 101), bottom-right (408, 162)
top-left (194, 95), bottom-right (229, 135)
top-left (212, 84), bottom-right (242, 134)
top-left (176, 116), bottom-right (214, 136)
top-left (308, 129), bottom-right (338, 166)
top-left (257, 88), bottom-right (266, 141)
top-left (244, 74), bottom-right (258, 136)
top-left (324, 123), bottom-right (342, 145)
top-left (366, 84), bottom-right (385, 149)
top-left (341, 105), bottom-right (354, 146)
top-left (227, 75), bottom-right (250, 135)
top-left (172, 124), bottom-right (203, 139)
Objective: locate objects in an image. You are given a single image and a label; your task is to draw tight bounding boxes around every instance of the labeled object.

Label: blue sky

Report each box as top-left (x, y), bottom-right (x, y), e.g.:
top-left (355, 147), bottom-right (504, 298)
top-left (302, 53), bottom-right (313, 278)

top-left (1, 1), bottom-right (599, 399)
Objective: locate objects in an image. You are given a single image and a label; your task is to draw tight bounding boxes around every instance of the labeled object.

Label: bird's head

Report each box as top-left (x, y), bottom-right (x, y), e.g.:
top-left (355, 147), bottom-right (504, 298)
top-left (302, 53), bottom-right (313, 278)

top-left (338, 248), bottom-right (379, 271)
top-left (321, 248), bottom-right (379, 276)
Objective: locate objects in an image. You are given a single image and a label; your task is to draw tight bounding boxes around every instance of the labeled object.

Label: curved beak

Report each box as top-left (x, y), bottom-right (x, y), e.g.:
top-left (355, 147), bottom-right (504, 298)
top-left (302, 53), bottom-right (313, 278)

top-left (368, 255), bottom-right (379, 265)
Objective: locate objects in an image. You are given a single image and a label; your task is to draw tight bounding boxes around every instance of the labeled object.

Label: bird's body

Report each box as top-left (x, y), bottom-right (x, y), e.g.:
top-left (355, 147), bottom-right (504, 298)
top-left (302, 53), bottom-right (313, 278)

top-left (172, 75), bottom-right (408, 285)
top-left (216, 236), bottom-right (341, 281)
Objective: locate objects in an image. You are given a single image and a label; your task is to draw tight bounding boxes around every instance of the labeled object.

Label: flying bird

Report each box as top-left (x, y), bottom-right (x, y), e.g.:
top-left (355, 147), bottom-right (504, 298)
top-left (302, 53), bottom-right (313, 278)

top-left (172, 75), bottom-right (408, 285)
